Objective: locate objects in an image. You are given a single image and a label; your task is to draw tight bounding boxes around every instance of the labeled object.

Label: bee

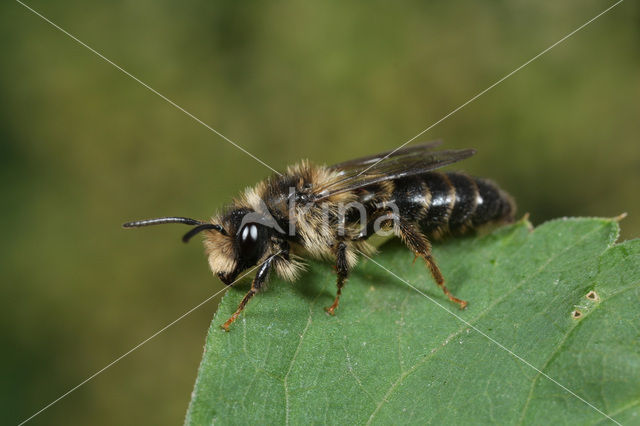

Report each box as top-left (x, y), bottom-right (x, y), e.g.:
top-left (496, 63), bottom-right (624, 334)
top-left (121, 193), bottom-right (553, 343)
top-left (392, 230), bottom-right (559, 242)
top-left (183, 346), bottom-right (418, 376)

top-left (124, 141), bottom-right (515, 331)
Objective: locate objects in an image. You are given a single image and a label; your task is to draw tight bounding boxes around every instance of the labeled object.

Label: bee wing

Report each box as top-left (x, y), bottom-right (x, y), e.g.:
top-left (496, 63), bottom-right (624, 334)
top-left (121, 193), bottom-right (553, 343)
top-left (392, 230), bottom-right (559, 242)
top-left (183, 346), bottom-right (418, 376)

top-left (314, 145), bottom-right (475, 201)
top-left (328, 140), bottom-right (443, 171)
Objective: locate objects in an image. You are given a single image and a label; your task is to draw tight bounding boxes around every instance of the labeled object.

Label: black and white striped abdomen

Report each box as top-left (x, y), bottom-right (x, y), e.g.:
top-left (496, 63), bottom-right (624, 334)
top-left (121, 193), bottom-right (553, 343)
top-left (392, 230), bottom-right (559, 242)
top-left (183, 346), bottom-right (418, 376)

top-left (391, 172), bottom-right (515, 237)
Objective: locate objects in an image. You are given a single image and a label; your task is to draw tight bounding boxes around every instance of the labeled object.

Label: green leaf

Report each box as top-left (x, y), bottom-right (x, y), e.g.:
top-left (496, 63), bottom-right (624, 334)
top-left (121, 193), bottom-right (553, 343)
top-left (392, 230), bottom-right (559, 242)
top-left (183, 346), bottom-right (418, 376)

top-left (185, 218), bottom-right (640, 425)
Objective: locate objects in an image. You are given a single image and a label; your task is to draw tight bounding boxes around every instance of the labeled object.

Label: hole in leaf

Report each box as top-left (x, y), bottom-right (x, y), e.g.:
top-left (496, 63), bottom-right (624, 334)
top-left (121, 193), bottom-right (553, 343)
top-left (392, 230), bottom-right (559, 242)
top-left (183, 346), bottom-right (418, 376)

top-left (586, 290), bottom-right (599, 301)
top-left (571, 310), bottom-right (583, 319)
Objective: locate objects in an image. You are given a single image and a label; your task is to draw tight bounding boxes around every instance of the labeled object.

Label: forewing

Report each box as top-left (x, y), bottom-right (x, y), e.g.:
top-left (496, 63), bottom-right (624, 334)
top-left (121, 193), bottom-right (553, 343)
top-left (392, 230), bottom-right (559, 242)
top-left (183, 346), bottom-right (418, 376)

top-left (315, 146), bottom-right (475, 201)
top-left (329, 140), bottom-right (443, 172)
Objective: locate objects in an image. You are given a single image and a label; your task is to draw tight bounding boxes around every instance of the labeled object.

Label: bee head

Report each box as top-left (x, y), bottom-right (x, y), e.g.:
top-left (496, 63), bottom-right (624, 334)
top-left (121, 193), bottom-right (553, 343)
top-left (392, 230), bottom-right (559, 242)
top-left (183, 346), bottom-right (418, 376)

top-left (123, 209), bottom-right (276, 286)
top-left (203, 208), bottom-right (275, 285)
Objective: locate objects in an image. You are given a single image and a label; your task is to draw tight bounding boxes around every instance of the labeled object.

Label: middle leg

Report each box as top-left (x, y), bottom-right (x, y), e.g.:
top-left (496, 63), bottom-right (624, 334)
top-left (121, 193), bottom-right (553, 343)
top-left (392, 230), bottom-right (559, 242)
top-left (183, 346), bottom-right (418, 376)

top-left (325, 241), bottom-right (350, 315)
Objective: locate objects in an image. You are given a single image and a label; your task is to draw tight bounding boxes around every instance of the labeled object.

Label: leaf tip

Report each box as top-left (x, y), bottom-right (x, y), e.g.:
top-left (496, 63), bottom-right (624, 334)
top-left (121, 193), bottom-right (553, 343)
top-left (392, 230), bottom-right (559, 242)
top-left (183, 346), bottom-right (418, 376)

top-left (612, 212), bottom-right (628, 223)
top-left (518, 213), bottom-right (534, 232)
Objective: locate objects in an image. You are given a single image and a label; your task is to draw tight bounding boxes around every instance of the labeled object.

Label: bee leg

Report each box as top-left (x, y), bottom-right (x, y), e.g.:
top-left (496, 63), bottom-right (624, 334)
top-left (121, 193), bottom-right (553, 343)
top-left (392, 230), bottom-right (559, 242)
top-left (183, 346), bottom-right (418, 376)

top-left (423, 252), bottom-right (467, 309)
top-left (396, 220), bottom-right (467, 309)
top-left (221, 255), bottom-right (275, 332)
top-left (325, 241), bottom-right (349, 316)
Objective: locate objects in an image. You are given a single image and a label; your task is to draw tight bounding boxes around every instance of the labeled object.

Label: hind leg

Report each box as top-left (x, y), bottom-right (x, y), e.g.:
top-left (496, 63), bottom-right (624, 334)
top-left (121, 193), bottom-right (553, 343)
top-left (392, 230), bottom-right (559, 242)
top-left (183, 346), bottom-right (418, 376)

top-left (395, 220), bottom-right (467, 309)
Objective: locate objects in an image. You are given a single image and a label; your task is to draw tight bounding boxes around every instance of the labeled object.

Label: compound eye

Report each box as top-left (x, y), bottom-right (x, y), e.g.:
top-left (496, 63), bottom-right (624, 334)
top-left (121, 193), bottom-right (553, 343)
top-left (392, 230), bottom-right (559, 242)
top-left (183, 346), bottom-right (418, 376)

top-left (239, 224), bottom-right (260, 261)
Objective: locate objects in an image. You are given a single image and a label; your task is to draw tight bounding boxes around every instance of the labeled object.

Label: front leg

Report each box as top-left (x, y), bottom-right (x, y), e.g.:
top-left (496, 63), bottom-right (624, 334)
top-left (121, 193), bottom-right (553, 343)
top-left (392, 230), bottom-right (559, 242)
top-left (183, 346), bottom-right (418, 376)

top-left (325, 241), bottom-right (349, 315)
top-left (221, 254), bottom-right (275, 332)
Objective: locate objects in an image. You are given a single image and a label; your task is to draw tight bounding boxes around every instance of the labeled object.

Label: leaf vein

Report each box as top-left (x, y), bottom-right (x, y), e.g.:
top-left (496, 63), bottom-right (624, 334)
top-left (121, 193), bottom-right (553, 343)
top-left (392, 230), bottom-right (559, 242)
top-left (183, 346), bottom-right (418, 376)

top-left (367, 223), bottom-right (609, 424)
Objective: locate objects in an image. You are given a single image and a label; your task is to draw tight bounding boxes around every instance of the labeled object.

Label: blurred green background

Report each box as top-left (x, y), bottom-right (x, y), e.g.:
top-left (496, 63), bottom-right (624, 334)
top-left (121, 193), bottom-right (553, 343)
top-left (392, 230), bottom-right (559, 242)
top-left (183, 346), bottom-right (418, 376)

top-left (1, 0), bottom-right (638, 424)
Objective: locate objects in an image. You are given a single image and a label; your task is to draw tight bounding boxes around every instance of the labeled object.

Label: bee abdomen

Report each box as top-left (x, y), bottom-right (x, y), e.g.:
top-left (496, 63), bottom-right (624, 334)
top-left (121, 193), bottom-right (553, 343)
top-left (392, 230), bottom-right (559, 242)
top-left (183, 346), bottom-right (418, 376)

top-left (418, 172), bottom-right (455, 235)
top-left (467, 175), bottom-right (515, 228)
top-left (446, 173), bottom-right (478, 230)
top-left (417, 172), bottom-right (514, 236)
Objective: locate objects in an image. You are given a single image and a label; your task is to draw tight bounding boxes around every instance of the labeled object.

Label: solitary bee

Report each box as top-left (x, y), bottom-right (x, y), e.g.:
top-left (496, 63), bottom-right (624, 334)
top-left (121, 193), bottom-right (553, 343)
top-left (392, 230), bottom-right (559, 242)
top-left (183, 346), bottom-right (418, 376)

top-left (124, 141), bottom-right (515, 331)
